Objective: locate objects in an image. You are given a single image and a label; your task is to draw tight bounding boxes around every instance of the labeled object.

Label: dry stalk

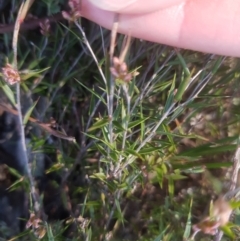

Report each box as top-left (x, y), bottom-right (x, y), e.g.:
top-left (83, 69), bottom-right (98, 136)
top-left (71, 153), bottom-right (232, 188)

top-left (12, 0), bottom-right (41, 216)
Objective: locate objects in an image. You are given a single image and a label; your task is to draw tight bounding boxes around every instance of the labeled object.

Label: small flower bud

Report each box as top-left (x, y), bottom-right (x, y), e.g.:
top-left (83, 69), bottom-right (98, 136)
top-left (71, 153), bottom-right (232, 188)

top-left (2, 63), bottom-right (20, 85)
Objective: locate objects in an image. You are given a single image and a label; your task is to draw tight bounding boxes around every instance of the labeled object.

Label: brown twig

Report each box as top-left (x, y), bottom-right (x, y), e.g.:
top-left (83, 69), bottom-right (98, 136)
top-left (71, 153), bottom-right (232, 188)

top-left (0, 13), bottom-right (63, 34)
top-left (0, 102), bottom-right (75, 142)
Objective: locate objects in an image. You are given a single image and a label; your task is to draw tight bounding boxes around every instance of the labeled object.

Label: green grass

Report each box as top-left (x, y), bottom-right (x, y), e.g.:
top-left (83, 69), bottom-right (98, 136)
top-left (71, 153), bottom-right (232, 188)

top-left (0, 1), bottom-right (240, 240)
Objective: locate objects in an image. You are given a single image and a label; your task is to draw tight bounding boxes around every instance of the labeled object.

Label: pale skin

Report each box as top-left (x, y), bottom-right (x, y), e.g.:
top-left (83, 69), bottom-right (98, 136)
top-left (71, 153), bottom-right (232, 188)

top-left (81, 0), bottom-right (240, 57)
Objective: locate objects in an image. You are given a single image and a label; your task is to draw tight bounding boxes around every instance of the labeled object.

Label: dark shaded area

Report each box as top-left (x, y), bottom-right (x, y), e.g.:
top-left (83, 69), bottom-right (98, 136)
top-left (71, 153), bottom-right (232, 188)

top-left (0, 187), bottom-right (28, 237)
top-left (0, 108), bottom-right (29, 237)
top-left (0, 110), bottom-right (27, 174)
top-left (0, 106), bottom-right (74, 238)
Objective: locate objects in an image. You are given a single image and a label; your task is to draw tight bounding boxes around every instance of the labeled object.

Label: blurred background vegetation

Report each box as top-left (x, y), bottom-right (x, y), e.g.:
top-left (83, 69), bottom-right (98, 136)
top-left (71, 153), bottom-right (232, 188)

top-left (1, 0), bottom-right (240, 240)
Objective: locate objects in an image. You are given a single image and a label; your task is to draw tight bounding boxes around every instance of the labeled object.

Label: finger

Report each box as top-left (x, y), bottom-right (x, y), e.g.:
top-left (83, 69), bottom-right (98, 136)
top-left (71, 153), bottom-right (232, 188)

top-left (82, 0), bottom-right (240, 57)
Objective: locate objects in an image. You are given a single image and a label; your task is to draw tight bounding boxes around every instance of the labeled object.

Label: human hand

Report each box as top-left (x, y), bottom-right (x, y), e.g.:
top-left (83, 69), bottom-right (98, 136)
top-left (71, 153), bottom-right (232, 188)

top-left (81, 0), bottom-right (240, 57)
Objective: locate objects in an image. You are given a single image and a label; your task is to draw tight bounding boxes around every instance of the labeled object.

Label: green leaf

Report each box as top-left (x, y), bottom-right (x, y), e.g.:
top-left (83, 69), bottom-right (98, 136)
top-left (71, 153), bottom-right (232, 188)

top-left (153, 225), bottom-right (170, 241)
top-left (125, 148), bottom-right (144, 160)
top-left (183, 198), bottom-right (193, 239)
top-left (113, 120), bottom-right (126, 132)
top-left (90, 172), bottom-right (107, 181)
top-left (138, 146), bottom-right (160, 154)
top-left (46, 223), bottom-right (55, 241)
top-left (172, 161), bottom-right (231, 170)
top-left (175, 70), bottom-right (192, 102)
top-left (45, 163), bottom-right (64, 174)
top-left (164, 73), bottom-right (176, 111)
top-left (168, 177), bottom-right (174, 198)
top-left (20, 67), bottom-right (50, 81)
top-left (128, 117), bottom-right (150, 129)
top-left (88, 117), bottom-right (109, 132)
top-left (115, 199), bottom-right (124, 223)
top-left (139, 104), bottom-right (144, 141)
top-left (95, 143), bottom-right (108, 156)
top-left (0, 82), bottom-right (16, 105)
top-left (212, 56), bottom-right (224, 75)
top-left (23, 99), bottom-right (38, 125)
top-left (229, 200), bottom-right (240, 209)
top-left (7, 176), bottom-right (28, 192)
top-left (178, 143), bottom-right (237, 157)
top-left (220, 223), bottom-right (235, 239)
top-left (86, 133), bottom-right (115, 150)
top-left (173, 50), bottom-right (192, 101)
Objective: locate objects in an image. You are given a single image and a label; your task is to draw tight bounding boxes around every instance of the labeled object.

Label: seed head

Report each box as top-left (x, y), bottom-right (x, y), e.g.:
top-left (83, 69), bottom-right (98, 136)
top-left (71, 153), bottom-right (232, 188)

top-left (110, 57), bottom-right (136, 83)
top-left (2, 63), bottom-right (20, 85)
top-left (39, 19), bottom-right (51, 36)
top-left (62, 0), bottom-right (81, 22)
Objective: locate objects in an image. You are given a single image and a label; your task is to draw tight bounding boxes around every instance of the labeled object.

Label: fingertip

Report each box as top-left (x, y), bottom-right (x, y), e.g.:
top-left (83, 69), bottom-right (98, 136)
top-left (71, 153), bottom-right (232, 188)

top-left (88, 0), bottom-right (185, 14)
top-left (88, 0), bottom-right (137, 12)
